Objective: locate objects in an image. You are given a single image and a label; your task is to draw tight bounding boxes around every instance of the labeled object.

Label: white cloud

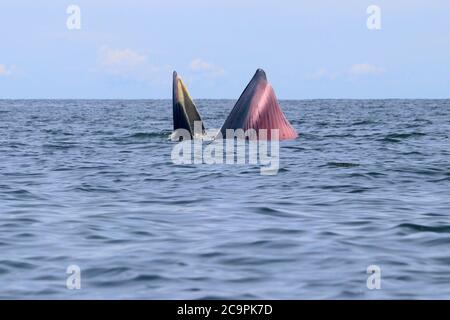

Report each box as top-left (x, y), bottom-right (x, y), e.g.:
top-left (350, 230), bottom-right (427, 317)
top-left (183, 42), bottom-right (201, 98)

top-left (96, 46), bottom-right (172, 87)
top-left (307, 67), bottom-right (337, 80)
top-left (99, 46), bottom-right (149, 75)
top-left (348, 63), bottom-right (384, 76)
top-left (0, 64), bottom-right (15, 76)
top-left (188, 58), bottom-right (225, 77)
top-left (307, 63), bottom-right (385, 81)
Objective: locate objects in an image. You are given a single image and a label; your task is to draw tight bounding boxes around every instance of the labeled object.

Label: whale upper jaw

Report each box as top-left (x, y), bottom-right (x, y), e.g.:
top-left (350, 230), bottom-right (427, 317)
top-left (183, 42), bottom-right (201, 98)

top-left (172, 71), bottom-right (205, 137)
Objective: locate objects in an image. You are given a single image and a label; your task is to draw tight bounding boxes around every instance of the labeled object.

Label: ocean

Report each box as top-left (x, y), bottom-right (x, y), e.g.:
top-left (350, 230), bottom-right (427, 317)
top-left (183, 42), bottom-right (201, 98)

top-left (1, 99), bottom-right (450, 299)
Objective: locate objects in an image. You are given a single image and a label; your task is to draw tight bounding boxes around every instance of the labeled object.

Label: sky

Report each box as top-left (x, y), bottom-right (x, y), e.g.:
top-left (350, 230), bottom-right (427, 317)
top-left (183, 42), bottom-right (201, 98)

top-left (0, 0), bottom-right (449, 99)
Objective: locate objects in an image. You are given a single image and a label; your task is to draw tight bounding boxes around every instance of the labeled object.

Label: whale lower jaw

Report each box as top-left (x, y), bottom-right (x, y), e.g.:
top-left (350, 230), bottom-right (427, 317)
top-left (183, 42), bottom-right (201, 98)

top-left (218, 69), bottom-right (298, 141)
top-left (171, 69), bottom-right (298, 141)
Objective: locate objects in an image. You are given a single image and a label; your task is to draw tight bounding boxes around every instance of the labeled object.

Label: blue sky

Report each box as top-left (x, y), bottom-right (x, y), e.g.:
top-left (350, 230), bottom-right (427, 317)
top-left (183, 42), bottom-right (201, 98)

top-left (0, 0), bottom-right (449, 99)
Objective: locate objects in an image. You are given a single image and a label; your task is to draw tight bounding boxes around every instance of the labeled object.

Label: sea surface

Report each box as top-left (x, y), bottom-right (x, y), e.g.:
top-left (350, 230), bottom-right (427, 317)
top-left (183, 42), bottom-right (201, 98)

top-left (1, 99), bottom-right (450, 299)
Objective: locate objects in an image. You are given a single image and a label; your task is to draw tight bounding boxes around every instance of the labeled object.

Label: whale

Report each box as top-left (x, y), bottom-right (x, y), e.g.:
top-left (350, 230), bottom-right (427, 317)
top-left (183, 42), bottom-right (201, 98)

top-left (218, 69), bottom-right (297, 140)
top-left (172, 71), bottom-right (205, 138)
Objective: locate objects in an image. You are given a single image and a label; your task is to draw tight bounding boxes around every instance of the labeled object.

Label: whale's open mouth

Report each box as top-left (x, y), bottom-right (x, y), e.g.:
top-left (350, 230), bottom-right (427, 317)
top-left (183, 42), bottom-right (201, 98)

top-left (172, 69), bottom-right (298, 141)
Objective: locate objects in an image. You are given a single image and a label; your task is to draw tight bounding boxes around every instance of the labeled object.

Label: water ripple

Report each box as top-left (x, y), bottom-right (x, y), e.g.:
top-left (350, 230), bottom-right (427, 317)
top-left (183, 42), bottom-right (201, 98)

top-left (1, 99), bottom-right (450, 299)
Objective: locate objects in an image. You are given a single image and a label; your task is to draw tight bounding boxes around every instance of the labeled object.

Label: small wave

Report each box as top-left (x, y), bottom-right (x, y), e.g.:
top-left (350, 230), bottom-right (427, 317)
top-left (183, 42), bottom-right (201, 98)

top-left (401, 151), bottom-right (424, 156)
top-left (254, 206), bottom-right (297, 218)
top-left (348, 187), bottom-right (373, 193)
top-left (42, 129), bottom-right (74, 136)
top-left (73, 185), bottom-right (119, 193)
top-left (84, 266), bottom-right (131, 277)
top-left (413, 118), bottom-right (433, 124)
top-left (258, 227), bottom-right (304, 235)
top-left (218, 256), bottom-right (296, 266)
top-left (325, 162), bottom-right (360, 168)
top-left (42, 143), bottom-right (78, 150)
top-left (324, 134), bottom-right (357, 138)
top-left (132, 274), bottom-right (167, 282)
top-left (198, 252), bottom-right (225, 258)
top-left (0, 260), bottom-right (36, 270)
top-left (381, 132), bottom-right (426, 143)
top-left (284, 146), bottom-right (306, 151)
top-left (5, 189), bottom-right (34, 196)
top-left (396, 223), bottom-right (450, 234)
top-left (406, 118), bottom-right (433, 127)
top-left (127, 132), bottom-right (170, 139)
top-left (388, 132), bottom-right (426, 139)
top-left (352, 120), bottom-right (376, 126)
top-left (429, 177), bottom-right (450, 182)
top-left (298, 133), bottom-right (320, 140)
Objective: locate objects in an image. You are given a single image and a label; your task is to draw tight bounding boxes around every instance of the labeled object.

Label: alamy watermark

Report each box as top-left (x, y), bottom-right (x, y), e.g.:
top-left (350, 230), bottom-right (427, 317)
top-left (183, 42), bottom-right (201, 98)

top-left (66, 5), bottom-right (81, 30)
top-left (367, 5), bottom-right (381, 30)
top-left (366, 265), bottom-right (381, 290)
top-left (171, 121), bottom-right (280, 175)
top-left (66, 264), bottom-right (81, 290)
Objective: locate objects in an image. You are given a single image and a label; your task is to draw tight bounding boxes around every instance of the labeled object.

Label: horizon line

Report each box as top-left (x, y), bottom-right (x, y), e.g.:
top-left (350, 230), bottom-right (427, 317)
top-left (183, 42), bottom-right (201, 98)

top-left (1, 97), bottom-right (450, 101)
